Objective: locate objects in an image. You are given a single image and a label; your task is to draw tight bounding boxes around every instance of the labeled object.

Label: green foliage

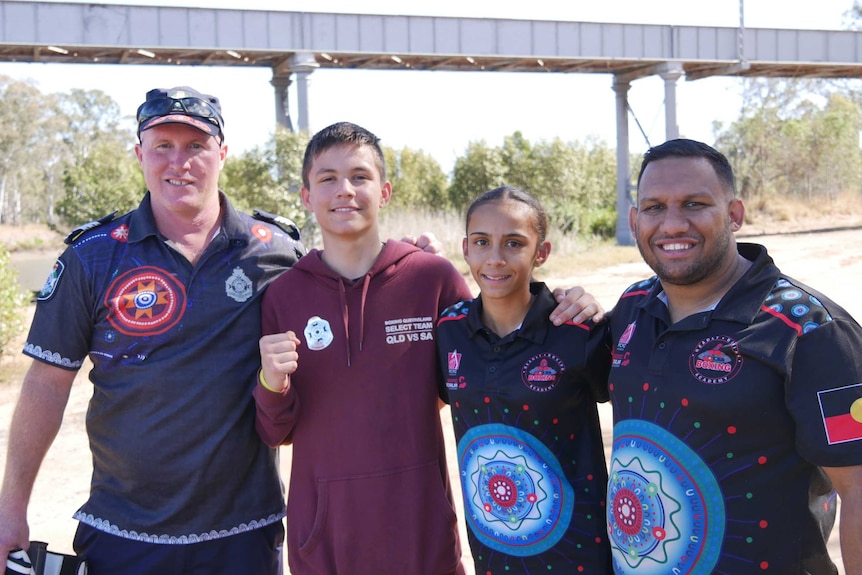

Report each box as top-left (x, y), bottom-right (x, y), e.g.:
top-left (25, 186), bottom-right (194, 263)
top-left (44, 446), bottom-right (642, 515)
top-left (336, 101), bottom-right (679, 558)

top-left (57, 141), bottom-right (143, 224)
top-left (715, 78), bottom-right (862, 202)
top-left (585, 207), bottom-right (617, 239)
top-left (0, 77), bottom-right (55, 225)
top-left (384, 146), bottom-right (448, 210)
top-left (448, 141), bottom-right (506, 210)
top-left (0, 244), bottom-right (27, 354)
top-left (222, 127), bottom-right (311, 238)
top-left (449, 132), bottom-right (617, 236)
top-left (53, 89), bottom-right (140, 226)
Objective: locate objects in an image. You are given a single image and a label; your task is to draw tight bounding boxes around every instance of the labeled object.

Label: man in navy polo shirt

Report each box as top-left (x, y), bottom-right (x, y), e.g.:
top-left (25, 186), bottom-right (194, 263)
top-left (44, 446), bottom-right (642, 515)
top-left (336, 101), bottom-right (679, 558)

top-left (607, 138), bottom-right (862, 574)
top-left (0, 86), bottom-right (304, 574)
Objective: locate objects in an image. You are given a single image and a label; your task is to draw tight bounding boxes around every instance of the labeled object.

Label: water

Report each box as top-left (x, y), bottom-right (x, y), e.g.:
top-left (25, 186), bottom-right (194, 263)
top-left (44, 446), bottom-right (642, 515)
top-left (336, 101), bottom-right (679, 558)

top-left (11, 254), bottom-right (58, 295)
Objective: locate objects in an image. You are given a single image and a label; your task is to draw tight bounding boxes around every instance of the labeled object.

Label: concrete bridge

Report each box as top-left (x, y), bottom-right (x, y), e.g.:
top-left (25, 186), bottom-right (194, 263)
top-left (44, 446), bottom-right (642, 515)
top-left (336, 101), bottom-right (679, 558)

top-left (3, 1), bottom-right (861, 243)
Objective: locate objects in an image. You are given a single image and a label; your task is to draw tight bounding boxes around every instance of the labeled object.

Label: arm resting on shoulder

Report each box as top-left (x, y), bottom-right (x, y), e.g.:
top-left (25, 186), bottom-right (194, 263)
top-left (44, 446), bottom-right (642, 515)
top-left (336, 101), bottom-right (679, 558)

top-left (400, 232), bottom-right (443, 255)
top-left (0, 361), bottom-right (76, 560)
top-left (823, 464), bottom-right (862, 575)
top-left (550, 285), bottom-right (605, 326)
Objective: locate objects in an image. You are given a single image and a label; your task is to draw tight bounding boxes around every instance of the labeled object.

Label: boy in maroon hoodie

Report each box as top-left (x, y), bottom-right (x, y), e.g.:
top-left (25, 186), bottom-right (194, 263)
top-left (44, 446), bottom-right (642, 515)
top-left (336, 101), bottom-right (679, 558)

top-left (253, 122), bottom-right (600, 574)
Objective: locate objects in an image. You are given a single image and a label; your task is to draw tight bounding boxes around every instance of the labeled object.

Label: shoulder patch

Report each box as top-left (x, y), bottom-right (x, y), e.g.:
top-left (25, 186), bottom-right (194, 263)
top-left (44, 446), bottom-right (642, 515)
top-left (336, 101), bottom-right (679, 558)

top-left (252, 209), bottom-right (301, 241)
top-left (64, 211), bottom-right (118, 245)
top-left (439, 299), bottom-right (473, 322)
top-left (763, 278), bottom-right (832, 334)
top-left (37, 259), bottom-right (65, 301)
top-left (621, 276), bottom-right (658, 298)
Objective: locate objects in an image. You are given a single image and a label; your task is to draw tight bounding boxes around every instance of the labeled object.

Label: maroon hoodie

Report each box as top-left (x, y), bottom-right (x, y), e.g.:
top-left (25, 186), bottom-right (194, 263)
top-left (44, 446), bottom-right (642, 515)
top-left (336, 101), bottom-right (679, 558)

top-left (255, 240), bottom-right (471, 575)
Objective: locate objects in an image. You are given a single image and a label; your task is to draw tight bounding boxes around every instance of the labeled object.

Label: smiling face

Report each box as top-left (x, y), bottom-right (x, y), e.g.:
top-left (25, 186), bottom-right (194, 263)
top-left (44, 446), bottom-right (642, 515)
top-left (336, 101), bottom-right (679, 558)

top-left (630, 156), bottom-right (744, 287)
top-left (301, 143), bottom-right (392, 243)
top-left (463, 198), bottom-right (550, 305)
top-left (135, 122), bottom-right (226, 221)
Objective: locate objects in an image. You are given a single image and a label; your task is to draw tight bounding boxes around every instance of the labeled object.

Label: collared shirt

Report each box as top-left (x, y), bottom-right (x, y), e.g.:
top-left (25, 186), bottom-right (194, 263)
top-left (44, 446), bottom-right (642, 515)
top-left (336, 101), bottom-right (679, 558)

top-left (607, 242), bottom-right (862, 574)
top-left (25, 191), bottom-right (304, 542)
top-left (437, 282), bottom-right (612, 574)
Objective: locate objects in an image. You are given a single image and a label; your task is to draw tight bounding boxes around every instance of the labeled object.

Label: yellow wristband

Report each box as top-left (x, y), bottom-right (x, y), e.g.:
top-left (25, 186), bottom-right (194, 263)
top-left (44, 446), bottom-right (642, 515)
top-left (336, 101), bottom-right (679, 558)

top-left (258, 368), bottom-right (282, 394)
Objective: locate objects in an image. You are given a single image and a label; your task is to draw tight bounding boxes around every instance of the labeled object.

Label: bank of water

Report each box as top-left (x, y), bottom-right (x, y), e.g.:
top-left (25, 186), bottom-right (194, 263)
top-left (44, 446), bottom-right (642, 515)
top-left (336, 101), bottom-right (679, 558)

top-left (11, 254), bottom-right (59, 294)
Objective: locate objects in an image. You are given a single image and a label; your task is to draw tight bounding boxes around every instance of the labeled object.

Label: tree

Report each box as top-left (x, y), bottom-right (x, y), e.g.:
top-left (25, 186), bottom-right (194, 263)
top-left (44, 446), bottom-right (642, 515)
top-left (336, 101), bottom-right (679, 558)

top-left (533, 137), bottom-right (617, 236)
top-left (805, 93), bottom-right (862, 200)
top-left (0, 77), bottom-right (51, 225)
top-left (448, 141), bottom-right (505, 211)
top-left (449, 133), bottom-right (617, 236)
top-left (715, 78), bottom-right (862, 202)
top-left (384, 146), bottom-right (448, 210)
top-left (57, 141), bottom-right (144, 224)
top-left (222, 127), bottom-right (311, 238)
top-left (53, 89), bottom-right (142, 226)
top-left (499, 131), bottom-right (535, 192)
top-left (0, 244), bottom-right (27, 354)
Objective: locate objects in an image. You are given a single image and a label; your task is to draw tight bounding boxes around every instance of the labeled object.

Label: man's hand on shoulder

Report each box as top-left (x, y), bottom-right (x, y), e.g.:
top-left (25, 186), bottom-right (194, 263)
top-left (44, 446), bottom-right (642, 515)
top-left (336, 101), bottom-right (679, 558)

top-left (550, 285), bottom-right (605, 326)
top-left (400, 232), bottom-right (443, 256)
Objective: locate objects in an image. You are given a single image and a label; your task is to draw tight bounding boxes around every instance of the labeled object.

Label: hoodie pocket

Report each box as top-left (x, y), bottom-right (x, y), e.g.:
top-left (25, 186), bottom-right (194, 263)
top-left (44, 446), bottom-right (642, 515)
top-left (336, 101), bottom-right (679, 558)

top-left (298, 459), bottom-right (461, 575)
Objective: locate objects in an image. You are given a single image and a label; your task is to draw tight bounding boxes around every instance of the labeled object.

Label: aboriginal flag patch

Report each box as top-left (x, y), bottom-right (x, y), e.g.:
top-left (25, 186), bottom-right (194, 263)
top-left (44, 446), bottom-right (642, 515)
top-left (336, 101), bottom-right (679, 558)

top-left (818, 383), bottom-right (862, 445)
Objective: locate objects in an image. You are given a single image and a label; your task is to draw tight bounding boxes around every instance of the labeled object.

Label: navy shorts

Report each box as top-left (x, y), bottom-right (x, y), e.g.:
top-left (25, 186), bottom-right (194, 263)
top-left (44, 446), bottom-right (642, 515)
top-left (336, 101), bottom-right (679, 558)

top-left (72, 520), bottom-right (285, 575)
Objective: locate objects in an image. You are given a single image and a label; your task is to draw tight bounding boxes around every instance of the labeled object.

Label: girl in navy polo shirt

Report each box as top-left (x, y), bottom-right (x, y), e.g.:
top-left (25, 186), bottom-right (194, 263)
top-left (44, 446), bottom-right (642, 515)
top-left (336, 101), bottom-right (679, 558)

top-left (436, 186), bottom-right (612, 574)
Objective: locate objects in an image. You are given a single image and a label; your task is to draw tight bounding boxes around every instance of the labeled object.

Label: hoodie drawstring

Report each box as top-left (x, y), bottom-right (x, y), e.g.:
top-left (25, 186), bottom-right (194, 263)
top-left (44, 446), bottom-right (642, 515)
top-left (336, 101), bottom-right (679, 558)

top-left (338, 277), bottom-right (351, 367)
top-left (337, 273), bottom-right (372, 367)
top-left (359, 273), bottom-right (370, 353)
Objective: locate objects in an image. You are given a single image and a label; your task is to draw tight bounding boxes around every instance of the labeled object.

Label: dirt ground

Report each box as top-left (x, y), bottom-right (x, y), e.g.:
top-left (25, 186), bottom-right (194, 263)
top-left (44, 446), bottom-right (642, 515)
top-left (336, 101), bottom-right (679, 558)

top-left (0, 223), bottom-right (859, 573)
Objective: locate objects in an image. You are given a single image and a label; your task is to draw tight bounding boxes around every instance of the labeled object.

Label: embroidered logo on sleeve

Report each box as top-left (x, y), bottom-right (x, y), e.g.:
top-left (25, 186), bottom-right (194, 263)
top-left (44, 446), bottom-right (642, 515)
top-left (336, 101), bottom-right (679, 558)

top-left (304, 316), bottom-right (333, 351)
top-left (818, 383), bottom-right (862, 444)
top-left (37, 259), bottom-right (65, 301)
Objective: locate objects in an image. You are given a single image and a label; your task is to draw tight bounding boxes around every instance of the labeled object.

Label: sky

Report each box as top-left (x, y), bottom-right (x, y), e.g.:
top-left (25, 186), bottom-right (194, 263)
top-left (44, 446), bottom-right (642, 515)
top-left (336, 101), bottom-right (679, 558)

top-left (0, 0), bottom-right (857, 173)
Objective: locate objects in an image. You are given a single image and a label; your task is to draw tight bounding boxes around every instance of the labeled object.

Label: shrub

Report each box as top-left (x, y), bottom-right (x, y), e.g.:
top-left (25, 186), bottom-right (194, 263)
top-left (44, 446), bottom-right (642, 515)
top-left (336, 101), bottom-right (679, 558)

top-left (0, 245), bottom-right (27, 354)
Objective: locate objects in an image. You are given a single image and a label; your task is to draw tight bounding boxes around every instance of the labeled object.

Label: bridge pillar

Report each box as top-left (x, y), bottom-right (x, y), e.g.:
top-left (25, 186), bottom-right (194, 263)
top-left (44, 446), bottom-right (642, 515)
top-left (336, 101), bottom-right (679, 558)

top-left (270, 74), bottom-right (293, 132)
top-left (613, 77), bottom-right (635, 246)
top-left (659, 63), bottom-right (684, 140)
top-left (291, 52), bottom-right (319, 133)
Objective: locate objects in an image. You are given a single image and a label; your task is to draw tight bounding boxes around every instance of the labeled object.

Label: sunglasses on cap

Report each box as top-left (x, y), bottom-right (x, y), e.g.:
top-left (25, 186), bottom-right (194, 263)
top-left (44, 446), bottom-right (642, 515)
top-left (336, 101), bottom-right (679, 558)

top-left (137, 96), bottom-right (224, 141)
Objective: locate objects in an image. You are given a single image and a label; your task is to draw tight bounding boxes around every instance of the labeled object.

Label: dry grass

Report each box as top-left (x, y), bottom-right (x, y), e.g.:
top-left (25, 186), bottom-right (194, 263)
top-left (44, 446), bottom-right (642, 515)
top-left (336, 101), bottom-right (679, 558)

top-left (740, 190), bottom-right (862, 235)
top-left (0, 223), bottom-right (65, 254)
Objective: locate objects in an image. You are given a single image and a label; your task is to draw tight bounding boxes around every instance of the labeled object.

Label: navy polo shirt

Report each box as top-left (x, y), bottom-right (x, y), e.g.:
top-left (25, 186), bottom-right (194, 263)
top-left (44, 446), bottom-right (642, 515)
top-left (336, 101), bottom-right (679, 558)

top-left (25, 192), bottom-right (304, 542)
top-left (437, 282), bottom-right (612, 574)
top-left (607, 243), bottom-right (862, 574)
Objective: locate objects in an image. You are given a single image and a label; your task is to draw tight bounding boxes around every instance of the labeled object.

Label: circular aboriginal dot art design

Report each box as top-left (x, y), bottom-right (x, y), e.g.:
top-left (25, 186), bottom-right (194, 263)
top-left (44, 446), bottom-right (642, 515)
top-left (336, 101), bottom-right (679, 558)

top-left (608, 420), bottom-right (725, 575)
top-left (457, 423), bottom-right (574, 557)
top-left (104, 266), bottom-right (187, 336)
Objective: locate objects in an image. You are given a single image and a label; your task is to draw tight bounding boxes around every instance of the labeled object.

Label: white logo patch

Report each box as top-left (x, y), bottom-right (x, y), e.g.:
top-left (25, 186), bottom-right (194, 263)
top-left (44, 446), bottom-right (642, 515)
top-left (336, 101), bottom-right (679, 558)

top-left (304, 316), bottom-right (334, 351)
top-left (225, 267), bottom-right (252, 302)
top-left (37, 259), bottom-right (65, 301)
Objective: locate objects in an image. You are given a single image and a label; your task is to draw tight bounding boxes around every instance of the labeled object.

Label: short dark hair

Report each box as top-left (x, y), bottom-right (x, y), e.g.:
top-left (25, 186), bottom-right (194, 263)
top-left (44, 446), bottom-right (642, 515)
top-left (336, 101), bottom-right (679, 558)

top-left (637, 138), bottom-right (735, 195)
top-left (301, 122), bottom-right (386, 189)
top-left (466, 186), bottom-right (549, 244)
